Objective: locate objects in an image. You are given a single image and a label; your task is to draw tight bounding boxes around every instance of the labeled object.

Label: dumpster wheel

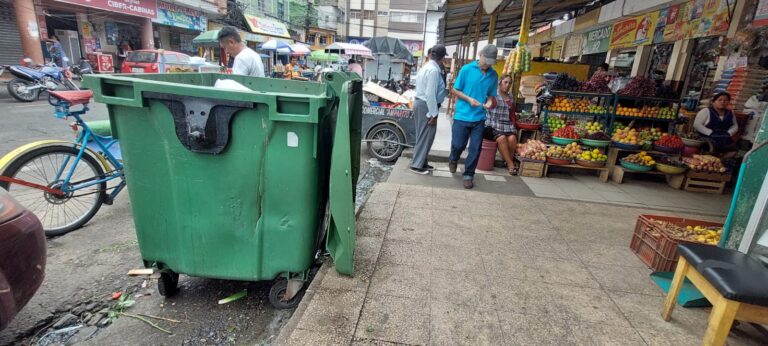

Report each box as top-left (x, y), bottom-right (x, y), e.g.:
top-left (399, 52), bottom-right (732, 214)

top-left (158, 271), bottom-right (180, 297)
top-left (269, 279), bottom-right (305, 310)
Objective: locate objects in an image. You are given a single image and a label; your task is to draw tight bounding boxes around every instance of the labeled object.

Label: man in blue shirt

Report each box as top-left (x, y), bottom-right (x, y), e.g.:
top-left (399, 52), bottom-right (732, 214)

top-left (410, 45), bottom-right (448, 174)
top-left (449, 45), bottom-right (499, 189)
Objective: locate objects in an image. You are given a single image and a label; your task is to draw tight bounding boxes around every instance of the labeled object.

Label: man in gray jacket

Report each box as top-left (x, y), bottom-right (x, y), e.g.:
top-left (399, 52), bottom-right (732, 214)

top-left (410, 45), bottom-right (448, 174)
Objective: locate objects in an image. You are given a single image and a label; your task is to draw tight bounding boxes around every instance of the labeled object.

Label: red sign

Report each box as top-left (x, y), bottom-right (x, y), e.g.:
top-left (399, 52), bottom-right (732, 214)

top-left (55, 0), bottom-right (158, 18)
top-left (91, 54), bottom-right (114, 73)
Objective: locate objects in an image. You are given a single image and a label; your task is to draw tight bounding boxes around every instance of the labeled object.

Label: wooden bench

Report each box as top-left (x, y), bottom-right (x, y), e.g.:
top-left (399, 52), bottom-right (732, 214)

top-left (661, 243), bottom-right (768, 345)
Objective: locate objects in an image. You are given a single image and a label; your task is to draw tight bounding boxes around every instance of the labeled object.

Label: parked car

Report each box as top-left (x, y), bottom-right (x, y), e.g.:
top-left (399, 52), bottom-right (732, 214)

top-left (121, 50), bottom-right (194, 74)
top-left (0, 189), bottom-right (46, 331)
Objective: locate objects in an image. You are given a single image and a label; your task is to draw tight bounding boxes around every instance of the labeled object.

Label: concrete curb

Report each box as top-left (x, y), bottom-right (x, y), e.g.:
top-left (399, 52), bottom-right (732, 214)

top-left (275, 183), bottom-right (370, 345)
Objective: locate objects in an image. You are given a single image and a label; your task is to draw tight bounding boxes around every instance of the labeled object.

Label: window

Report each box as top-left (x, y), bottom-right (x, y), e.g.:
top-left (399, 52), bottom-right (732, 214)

top-left (390, 11), bottom-right (424, 23)
top-left (277, 1), bottom-right (285, 20)
top-left (363, 10), bottom-right (375, 20)
top-left (319, 35), bottom-right (328, 45)
top-left (308, 34), bottom-right (316, 44)
top-left (350, 9), bottom-right (361, 19)
top-left (163, 54), bottom-right (179, 63)
top-left (258, 0), bottom-right (265, 13)
top-left (377, 11), bottom-right (388, 16)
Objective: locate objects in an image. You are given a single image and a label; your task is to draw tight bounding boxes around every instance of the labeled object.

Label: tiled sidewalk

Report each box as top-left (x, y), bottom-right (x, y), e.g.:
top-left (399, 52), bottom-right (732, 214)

top-left (277, 183), bottom-right (765, 345)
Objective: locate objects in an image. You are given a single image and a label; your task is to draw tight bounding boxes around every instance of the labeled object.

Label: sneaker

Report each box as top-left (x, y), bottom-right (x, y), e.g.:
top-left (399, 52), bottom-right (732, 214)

top-left (423, 164), bottom-right (434, 170)
top-left (448, 161), bottom-right (457, 173)
top-left (463, 178), bottom-right (474, 189)
top-left (410, 167), bottom-right (430, 175)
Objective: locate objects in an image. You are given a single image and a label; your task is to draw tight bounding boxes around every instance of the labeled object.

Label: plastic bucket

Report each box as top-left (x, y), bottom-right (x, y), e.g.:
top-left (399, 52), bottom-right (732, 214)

top-left (477, 139), bottom-right (498, 171)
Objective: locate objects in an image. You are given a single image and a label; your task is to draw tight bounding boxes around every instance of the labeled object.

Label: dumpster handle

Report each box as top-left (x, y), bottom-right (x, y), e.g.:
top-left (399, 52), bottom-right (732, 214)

top-left (144, 92), bottom-right (254, 154)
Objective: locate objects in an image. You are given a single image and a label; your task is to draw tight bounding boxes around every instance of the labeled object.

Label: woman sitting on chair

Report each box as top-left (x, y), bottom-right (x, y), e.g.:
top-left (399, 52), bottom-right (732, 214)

top-left (484, 74), bottom-right (518, 175)
top-left (693, 92), bottom-right (739, 158)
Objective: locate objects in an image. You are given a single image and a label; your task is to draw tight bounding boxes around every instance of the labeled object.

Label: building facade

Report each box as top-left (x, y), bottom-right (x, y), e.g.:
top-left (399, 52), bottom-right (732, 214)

top-left (338, 0), bottom-right (430, 58)
top-left (2, 0), bottom-right (225, 67)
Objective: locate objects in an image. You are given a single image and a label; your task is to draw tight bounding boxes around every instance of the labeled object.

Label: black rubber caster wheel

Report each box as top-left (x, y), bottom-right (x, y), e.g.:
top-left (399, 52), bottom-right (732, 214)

top-left (269, 279), bottom-right (304, 309)
top-left (158, 271), bottom-right (179, 297)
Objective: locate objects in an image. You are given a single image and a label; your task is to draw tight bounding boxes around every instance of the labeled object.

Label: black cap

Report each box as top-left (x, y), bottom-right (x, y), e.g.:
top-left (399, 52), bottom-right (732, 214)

top-left (430, 44), bottom-right (447, 59)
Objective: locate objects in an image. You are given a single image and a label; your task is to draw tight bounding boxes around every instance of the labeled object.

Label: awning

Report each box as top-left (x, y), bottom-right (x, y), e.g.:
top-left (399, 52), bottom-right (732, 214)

top-left (244, 14), bottom-right (291, 39)
top-left (192, 30), bottom-right (219, 46)
top-left (324, 43), bottom-right (373, 58)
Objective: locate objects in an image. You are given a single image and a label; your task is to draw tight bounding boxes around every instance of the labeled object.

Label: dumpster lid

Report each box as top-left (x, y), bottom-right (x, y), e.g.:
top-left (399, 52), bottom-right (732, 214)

top-left (325, 74), bottom-right (363, 276)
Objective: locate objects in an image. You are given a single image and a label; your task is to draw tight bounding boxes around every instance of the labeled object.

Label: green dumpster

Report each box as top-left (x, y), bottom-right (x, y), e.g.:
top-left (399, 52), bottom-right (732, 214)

top-left (82, 72), bottom-right (361, 308)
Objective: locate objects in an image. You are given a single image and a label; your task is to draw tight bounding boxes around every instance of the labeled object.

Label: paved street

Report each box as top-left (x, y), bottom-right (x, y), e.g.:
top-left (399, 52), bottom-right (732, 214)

top-left (0, 91), bottom-right (387, 345)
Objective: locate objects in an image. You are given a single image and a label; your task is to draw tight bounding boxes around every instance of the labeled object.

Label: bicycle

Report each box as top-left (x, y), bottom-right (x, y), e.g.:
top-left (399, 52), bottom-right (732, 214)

top-left (0, 90), bottom-right (126, 236)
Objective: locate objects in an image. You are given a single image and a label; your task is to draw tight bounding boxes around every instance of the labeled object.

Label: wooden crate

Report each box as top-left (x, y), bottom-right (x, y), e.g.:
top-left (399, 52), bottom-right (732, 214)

top-left (683, 171), bottom-right (732, 194)
top-left (519, 161), bottom-right (545, 178)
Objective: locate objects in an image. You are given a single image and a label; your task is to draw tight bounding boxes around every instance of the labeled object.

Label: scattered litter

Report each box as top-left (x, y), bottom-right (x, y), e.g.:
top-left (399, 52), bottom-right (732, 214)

top-left (111, 291), bottom-right (123, 300)
top-left (137, 313), bottom-right (181, 323)
top-left (128, 268), bottom-right (154, 276)
top-left (141, 280), bottom-right (148, 288)
top-left (218, 290), bottom-right (247, 305)
top-left (120, 313), bottom-right (172, 334)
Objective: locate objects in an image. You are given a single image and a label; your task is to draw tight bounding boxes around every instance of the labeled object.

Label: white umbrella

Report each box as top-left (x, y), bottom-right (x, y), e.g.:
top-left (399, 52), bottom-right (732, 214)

top-left (259, 39), bottom-right (292, 51)
top-left (276, 43), bottom-right (310, 56)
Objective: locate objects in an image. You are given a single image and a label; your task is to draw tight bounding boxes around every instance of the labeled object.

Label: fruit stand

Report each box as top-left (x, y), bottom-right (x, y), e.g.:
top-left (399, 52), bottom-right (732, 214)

top-left (610, 95), bottom-right (680, 134)
top-left (541, 91), bottom-right (613, 138)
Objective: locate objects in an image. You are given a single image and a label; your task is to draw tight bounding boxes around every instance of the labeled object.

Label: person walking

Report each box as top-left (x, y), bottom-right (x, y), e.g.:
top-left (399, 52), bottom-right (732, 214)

top-left (410, 45), bottom-right (448, 174)
top-left (217, 26), bottom-right (265, 77)
top-left (449, 45), bottom-right (499, 189)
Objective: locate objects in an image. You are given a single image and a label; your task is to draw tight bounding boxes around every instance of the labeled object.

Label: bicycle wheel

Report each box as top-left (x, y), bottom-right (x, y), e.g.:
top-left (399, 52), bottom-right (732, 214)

top-left (0, 145), bottom-right (106, 236)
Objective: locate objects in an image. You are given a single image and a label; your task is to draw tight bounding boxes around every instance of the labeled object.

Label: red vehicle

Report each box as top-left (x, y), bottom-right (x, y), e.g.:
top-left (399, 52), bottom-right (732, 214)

top-left (121, 50), bottom-right (194, 74)
top-left (0, 189), bottom-right (45, 331)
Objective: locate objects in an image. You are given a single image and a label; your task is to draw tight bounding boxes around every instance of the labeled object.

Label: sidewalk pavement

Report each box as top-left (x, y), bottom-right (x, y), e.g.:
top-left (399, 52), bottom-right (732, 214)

top-left (276, 183), bottom-right (765, 345)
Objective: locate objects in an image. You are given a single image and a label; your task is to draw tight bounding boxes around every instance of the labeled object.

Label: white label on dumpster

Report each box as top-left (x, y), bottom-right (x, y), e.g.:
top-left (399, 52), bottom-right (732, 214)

top-left (287, 132), bottom-right (299, 147)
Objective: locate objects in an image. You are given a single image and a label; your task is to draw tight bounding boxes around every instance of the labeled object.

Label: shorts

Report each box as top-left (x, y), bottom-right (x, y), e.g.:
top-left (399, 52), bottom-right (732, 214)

top-left (483, 126), bottom-right (516, 141)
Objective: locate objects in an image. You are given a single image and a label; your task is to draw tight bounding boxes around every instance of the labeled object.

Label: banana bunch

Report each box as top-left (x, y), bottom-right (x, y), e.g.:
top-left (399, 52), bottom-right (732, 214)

top-left (503, 45), bottom-right (531, 75)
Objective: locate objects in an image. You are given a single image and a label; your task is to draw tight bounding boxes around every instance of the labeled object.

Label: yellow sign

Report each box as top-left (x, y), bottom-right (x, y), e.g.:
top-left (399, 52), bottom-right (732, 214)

top-left (244, 14), bottom-right (290, 39)
top-left (609, 11), bottom-right (659, 49)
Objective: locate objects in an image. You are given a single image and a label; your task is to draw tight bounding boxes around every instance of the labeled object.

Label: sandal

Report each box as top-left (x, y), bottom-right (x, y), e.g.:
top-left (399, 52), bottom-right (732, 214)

top-left (508, 165), bottom-right (519, 176)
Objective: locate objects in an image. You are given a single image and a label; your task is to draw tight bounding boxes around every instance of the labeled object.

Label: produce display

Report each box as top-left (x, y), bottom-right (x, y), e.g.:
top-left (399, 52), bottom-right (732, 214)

top-left (580, 73), bottom-right (611, 93)
top-left (552, 126), bottom-right (580, 139)
top-left (586, 132), bottom-right (611, 141)
top-left (547, 115), bottom-right (567, 132)
top-left (551, 73), bottom-right (581, 91)
top-left (617, 76), bottom-right (657, 97)
top-left (639, 127), bottom-right (663, 142)
top-left (503, 45), bottom-right (531, 74)
top-left (615, 105), bottom-right (676, 119)
top-left (578, 149), bottom-right (608, 162)
top-left (516, 140), bottom-right (547, 161)
top-left (654, 134), bottom-right (685, 149)
top-left (583, 121), bottom-right (604, 134)
top-left (623, 152), bottom-right (656, 166)
top-left (650, 220), bottom-right (722, 245)
top-left (683, 155), bottom-right (726, 173)
top-left (547, 142), bottom-right (582, 159)
top-left (612, 127), bottom-right (640, 145)
top-left (548, 96), bottom-right (606, 114)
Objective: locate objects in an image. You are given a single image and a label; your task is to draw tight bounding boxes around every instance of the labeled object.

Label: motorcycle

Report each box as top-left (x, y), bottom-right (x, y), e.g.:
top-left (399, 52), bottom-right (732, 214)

top-left (70, 59), bottom-right (93, 80)
top-left (6, 59), bottom-right (79, 102)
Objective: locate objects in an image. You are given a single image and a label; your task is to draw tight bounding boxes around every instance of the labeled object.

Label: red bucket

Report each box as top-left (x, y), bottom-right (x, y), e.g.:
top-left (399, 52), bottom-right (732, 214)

top-left (477, 139), bottom-right (498, 171)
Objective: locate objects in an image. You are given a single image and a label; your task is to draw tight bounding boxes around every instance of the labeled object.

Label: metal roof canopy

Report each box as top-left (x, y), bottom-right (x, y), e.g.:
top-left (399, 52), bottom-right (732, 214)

top-left (439, 0), bottom-right (596, 46)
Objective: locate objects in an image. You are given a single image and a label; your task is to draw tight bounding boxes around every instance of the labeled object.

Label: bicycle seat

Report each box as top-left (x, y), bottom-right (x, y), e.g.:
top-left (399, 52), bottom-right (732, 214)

top-left (50, 90), bottom-right (93, 105)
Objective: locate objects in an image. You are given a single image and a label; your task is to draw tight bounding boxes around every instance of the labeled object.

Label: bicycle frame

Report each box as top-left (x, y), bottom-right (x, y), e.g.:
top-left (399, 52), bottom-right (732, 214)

top-left (52, 102), bottom-right (125, 200)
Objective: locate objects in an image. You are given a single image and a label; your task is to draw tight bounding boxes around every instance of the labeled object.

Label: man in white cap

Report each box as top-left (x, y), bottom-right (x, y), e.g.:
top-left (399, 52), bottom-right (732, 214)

top-left (449, 44), bottom-right (499, 189)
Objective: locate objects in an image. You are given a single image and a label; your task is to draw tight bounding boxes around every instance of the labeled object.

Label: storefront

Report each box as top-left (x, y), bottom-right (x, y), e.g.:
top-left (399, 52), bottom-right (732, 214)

top-left (152, 1), bottom-right (207, 56)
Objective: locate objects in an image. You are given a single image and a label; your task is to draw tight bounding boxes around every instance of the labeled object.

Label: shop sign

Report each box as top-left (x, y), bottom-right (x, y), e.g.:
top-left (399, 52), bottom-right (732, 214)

top-left (680, 0), bottom-right (731, 39)
top-left (550, 37), bottom-right (565, 60)
top-left (563, 35), bottom-right (583, 58)
top-left (402, 40), bottom-right (423, 57)
top-left (348, 37), bottom-right (367, 45)
top-left (154, 1), bottom-right (207, 32)
top-left (244, 15), bottom-right (290, 39)
top-left (582, 25), bottom-right (611, 55)
top-left (55, 0), bottom-right (158, 19)
top-left (755, 0), bottom-right (768, 27)
top-left (608, 18), bottom-right (637, 50)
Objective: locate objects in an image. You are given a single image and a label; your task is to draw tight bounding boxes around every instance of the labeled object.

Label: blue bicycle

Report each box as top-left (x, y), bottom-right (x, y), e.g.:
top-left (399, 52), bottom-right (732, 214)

top-left (0, 90), bottom-right (126, 236)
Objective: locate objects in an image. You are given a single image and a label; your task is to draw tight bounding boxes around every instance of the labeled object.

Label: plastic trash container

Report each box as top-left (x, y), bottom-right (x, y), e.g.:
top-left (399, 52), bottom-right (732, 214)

top-left (83, 72), bottom-right (362, 308)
